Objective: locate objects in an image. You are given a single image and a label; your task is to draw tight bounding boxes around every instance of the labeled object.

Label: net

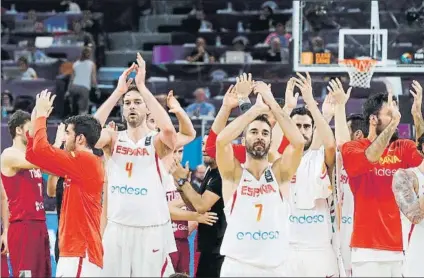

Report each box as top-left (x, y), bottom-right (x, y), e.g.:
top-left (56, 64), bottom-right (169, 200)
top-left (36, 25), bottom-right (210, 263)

top-left (339, 58), bottom-right (377, 88)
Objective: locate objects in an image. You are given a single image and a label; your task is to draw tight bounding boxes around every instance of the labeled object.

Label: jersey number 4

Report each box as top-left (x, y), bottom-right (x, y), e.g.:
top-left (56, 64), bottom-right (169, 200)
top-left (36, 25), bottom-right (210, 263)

top-left (125, 162), bottom-right (133, 178)
top-left (255, 204), bottom-right (263, 222)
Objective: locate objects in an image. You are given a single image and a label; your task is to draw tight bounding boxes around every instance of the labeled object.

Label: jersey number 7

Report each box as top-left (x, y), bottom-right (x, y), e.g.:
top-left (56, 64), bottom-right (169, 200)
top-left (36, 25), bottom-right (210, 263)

top-left (255, 204), bottom-right (263, 222)
top-left (125, 162), bottom-right (133, 178)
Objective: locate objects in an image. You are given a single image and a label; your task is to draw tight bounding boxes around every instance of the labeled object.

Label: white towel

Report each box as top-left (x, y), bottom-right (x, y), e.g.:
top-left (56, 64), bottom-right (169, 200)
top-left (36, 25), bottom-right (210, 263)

top-left (291, 146), bottom-right (332, 209)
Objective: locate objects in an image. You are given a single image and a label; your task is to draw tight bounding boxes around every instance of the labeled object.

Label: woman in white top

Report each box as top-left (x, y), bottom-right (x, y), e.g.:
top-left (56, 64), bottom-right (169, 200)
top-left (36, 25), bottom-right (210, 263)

top-left (18, 56), bottom-right (37, 80)
top-left (68, 46), bottom-right (97, 114)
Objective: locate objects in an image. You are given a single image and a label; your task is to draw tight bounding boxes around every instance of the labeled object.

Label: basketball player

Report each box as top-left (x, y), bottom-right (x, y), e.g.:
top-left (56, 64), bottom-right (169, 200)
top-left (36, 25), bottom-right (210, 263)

top-left (1, 183), bottom-right (9, 278)
top-left (95, 54), bottom-right (178, 277)
top-left (392, 148), bottom-right (424, 277)
top-left (341, 89), bottom-right (423, 277)
top-left (0, 109), bottom-right (51, 278)
top-left (216, 82), bottom-right (305, 276)
top-left (283, 73), bottom-right (338, 277)
top-left (330, 78), bottom-right (369, 276)
top-left (24, 91), bottom-right (104, 276)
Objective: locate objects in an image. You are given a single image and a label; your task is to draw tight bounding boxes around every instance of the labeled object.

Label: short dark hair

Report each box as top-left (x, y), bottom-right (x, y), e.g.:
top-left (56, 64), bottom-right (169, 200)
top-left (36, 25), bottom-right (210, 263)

top-left (362, 92), bottom-right (396, 124)
top-left (245, 114), bottom-right (272, 134)
top-left (347, 113), bottom-right (369, 137)
top-left (18, 56), bottom-right (29, 65)
top-left (418, 133), bottom-right (424, 153)
top-left (290, 106), bottom-right (315, 126)
top-left (64, 115), bottom-right (101, 149)
top-left (7, 110), bottom-right (31, 139)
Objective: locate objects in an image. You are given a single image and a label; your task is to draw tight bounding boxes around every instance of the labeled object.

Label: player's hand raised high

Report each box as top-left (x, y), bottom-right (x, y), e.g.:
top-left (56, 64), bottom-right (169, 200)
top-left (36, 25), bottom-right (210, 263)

top-left (35, 89), bottom-right (56, 118)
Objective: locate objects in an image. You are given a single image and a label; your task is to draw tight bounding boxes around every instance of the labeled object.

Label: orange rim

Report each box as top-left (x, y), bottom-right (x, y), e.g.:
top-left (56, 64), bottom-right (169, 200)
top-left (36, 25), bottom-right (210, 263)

top-left (339, 59), bottom-right (377, 72)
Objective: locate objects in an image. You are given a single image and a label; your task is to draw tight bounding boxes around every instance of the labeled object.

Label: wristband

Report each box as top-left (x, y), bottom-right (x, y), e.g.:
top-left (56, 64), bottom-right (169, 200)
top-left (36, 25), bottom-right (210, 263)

top-left (238, 98), bottom-right (252, 114)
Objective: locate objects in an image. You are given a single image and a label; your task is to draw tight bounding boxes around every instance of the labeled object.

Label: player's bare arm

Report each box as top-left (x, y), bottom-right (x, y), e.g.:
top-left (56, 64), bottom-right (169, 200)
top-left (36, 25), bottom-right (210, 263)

top-left (166, 90), bottom-right (196, 148)
top-left (365, 91), bottom-right (401, 163)
top-left (100, 178), bottom-right (108, 236)
top-left (330, 78), bottom-right (352, 147)
top-left (216, 95), bottom-right (269, 202)
top-left (134, 53), bottom-right (177, 157)
top-left (1, 148), bottom-right (39, 176)
top-left (410, 80), bottom-right (424, 141)
top-left (168, 203), bottom-right (218, 226)
top-left (172, 160), bottom-right (220, 214)
top-left (269, 78), bottom-right (298, 158)
top-left (392, 169), bottom-right (424, 224)
top-left (295, 72), bottom-right (337, 168)
top-left (253, 81), bottom-right (305, 185)
top-left (1, 182), bottom-right (9, 254)
top-left (94, 64), bottom-right (136, 126)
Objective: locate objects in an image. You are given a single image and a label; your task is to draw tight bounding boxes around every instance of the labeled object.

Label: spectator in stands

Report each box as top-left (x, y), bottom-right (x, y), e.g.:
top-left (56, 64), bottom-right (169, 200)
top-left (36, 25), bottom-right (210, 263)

top-left (185, 88), bottom-right (215, 118)
top-left (263, 37), bottom-right (289, 62)
top-left (181, 10), bottom-right (213, 33)
top-left (61, 0), bottom-right (82, 13)
top-left (1, 90), bottom-right (14, 114)
top-left (191, 164), bottom-right (207, 190)
top-left (18, 56), bottom-right (37, 80)
top-left (223, 36), bottom-right (252, 63)
top-left (249, 5), bottom-right (274, 31)
top-left (187, 37), bottom-right (215, 63)
top-left (73, 21), bottom-right (95, 47)
top-left (27, 40), bottom-right (48, 62)
top-left (264, 21), bottom-right (291, 47)
top-left (67, 46), bottom-right (97, 115)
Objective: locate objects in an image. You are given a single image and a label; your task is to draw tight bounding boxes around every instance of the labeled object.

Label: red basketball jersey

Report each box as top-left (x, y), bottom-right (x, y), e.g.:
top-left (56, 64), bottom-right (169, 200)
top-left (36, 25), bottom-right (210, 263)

top-left (1, 169), bottom-right (46, 222)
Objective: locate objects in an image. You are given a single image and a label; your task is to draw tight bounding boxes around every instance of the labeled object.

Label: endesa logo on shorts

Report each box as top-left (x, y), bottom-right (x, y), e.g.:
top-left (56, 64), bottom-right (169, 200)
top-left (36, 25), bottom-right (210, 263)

top-left (111, 185), bottom-right (148, 196)
top-left (341, 216), bottom-right (353, 224)
top-left (289, 214), bottom-right (324, 224)
top-left (236, 230), bottom-right (280, 240)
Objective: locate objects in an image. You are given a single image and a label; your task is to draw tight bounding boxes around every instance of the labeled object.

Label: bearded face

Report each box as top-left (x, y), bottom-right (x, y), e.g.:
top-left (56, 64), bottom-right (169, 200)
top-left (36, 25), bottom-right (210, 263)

top-left (245, 120), bottom-right (271, 160)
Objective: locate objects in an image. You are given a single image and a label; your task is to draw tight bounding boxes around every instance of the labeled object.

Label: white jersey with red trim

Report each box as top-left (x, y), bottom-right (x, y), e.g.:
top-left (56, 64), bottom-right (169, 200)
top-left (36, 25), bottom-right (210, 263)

top-left (403, 167), bottom-right (424, 277)
top-left (220, 165), bottom-right (289, 267)
top-left (106, 131), bottom-right (170, 227)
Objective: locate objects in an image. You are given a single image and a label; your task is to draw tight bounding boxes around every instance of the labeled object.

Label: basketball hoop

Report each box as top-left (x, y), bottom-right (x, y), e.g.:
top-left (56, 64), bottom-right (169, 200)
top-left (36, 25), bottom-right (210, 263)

top-left (339, 58), bottom-right (377, 88)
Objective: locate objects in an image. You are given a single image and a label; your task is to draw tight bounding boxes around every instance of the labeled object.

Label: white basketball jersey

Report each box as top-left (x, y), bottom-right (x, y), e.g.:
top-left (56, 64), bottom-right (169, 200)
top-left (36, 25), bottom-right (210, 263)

top-left (107, 131), bottom-right (170, 226)
top-left (220, 166), bottom-right (289, 268)
top-left (404, 168), bottom-right (424, 260)
top-left (288, 150), bottom-right (333, 248)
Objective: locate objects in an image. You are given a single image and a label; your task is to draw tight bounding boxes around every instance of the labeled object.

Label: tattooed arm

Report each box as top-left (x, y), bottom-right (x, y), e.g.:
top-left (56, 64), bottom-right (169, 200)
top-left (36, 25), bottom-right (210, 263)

top-left (392, 169), bottom-right (424, 224)
top-left (365, 120), bottom-right (399, 162)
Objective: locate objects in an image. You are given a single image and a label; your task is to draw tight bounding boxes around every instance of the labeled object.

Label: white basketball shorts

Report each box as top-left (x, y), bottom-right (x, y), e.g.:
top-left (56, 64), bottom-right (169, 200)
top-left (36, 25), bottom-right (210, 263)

top-left (286, 244), bottom-right (339, 277)
top-left (352, 261), bottom-right (402, 277)
top-left (56, 256), bottom-right (101, 277)
top-left (220, 257), bottom-right (288, 277)
top-left (101, 220), bottom-right (177, 277)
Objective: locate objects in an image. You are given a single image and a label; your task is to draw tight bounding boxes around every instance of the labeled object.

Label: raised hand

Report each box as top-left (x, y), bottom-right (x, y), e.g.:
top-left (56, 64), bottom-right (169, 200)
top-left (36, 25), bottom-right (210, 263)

top-left (196, 211), bottom-right (218, 226)
top-left (322, 94), bottom-right (335, 122)
top-left (135, 52), bottom-right (146, 86)
top-left (116, 63), bottom-right (136, 94)
top-left (253, 94), bottom-right (271, 114)
top-left (35, 89), bottom-right (56, 118)
top-left (172, 160), bottom-right (191, 181)
top-left (328, 78), bottom-right (352, 106)
top-left (284, 77), bottom-right (299, 110)
top-left (410, 80), bottom-right (422, 116)
top-left (222, 84), bottom-right (239, 109)
top-left (388, 90), bottom-right (401, 124)
top-left (54, 123), bottom-right (66, 147)
top-left (294, 72), bottom-right (315, 106)
top-left (167, 90), bottom-right (183, 114)
top-left (235, 73), bottom-right (254, 99)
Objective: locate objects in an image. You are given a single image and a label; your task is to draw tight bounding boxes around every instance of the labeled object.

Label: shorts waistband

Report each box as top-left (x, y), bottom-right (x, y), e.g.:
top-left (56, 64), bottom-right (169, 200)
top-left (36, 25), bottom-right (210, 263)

top-left (107, 219), bottom-right (170, 228)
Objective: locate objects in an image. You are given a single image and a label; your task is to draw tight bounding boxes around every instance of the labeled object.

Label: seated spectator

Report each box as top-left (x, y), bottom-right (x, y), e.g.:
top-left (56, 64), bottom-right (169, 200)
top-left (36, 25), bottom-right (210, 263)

top-left (187, 37), bottom-right (215, 63)
top-left (264, 37), bottom-right (289, 62)
top-left (264, 21), bottom-right (291, 47)
top-left (61, 0), bottom-right (82, 13)
top-left (1, 90), bottom-right (14, 114)
top-left (185, 88), bottom-right (215, 118)
top-left (191, 164), bottom-right (207, 190)
top-left (18, 56), bottom-right (37, 80)
top-left (222, 36), bottom-right (252, 63)
top-left (181, 10), bottom-right (213, 33)
top-left (249, 5), bottom-right (274, 31)
top-left (27, 40), bottom-right (48, 62)
top-left (67, 47), bottom-right (96, 114)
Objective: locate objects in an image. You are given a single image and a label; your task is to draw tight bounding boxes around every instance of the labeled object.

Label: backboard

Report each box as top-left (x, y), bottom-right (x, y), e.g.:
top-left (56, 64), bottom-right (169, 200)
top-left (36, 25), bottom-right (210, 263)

top-left (292, 0), bottom-right (424, 75)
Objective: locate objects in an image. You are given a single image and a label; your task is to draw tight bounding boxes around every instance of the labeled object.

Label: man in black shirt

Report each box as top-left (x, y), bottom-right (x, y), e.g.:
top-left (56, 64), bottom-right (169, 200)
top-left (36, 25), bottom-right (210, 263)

top-left (173, 132), bottom-right (226, 278)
